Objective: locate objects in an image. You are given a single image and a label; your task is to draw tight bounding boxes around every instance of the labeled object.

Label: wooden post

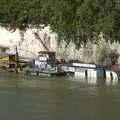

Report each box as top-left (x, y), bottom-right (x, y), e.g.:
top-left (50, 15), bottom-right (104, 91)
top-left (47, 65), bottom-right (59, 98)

top-left (15, 46), bottom-right (19, 73)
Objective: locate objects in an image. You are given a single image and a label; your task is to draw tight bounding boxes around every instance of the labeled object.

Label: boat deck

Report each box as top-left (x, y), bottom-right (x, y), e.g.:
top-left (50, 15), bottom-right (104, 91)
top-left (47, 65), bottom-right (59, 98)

top-left (24, 69), bottom-right (67, 77)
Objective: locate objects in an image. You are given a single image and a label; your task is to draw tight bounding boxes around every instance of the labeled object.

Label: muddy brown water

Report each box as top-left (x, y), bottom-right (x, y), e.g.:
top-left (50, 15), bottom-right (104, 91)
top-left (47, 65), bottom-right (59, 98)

top-left (0, 73), bottom-right (120, 120)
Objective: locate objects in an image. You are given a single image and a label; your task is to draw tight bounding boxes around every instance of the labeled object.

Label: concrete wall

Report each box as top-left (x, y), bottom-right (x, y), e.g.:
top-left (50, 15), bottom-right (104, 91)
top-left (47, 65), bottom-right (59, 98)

top-left (0, 26), bottom-right (58, 58)
top-left (1, 26), bottom-right (120, 64)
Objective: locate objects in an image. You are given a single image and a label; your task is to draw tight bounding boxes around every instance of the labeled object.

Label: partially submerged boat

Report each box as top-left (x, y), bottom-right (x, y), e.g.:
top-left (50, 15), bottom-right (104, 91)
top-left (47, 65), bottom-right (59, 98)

top-left (23, 50), bottom-right (119, 79)
top-left (23, 51), bottom-right (67, 76)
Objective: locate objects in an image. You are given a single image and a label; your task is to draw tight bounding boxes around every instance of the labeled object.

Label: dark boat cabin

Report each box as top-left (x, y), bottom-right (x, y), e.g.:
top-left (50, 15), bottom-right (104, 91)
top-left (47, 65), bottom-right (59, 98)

top-left (35, 51), bottom-right (57, 72)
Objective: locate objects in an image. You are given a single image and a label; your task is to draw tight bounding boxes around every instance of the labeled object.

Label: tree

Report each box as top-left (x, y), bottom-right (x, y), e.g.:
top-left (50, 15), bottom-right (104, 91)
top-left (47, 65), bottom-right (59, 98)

top-left (0, 0), bottom-right (120, 46)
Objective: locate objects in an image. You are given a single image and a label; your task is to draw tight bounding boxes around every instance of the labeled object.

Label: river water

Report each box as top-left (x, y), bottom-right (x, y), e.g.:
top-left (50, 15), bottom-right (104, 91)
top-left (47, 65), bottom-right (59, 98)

top-left (0, 73), bottom-right (120, 120)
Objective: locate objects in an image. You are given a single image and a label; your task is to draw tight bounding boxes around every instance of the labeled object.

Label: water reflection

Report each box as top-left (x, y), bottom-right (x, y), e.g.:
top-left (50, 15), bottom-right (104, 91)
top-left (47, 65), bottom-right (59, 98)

top-left (0, 73), bottom-right (120, 120)
top-left (69, 76), bottom-right (119, 86)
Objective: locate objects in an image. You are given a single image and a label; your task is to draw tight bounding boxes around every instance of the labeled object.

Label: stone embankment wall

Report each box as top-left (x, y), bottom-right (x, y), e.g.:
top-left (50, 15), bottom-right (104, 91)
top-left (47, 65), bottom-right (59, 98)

top-left (0, 26), bottom-right (58, 59)
top-left (0, 26), bottom-right (120, 64)
top-left (57, 34), bottom-right (120, 65)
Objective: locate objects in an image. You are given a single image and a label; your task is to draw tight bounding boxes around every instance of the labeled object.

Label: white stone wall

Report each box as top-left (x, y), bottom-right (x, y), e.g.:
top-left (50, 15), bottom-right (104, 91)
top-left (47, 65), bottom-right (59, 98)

top-left (0, 27), bottom-right (21, 46)
top-left (1, 26), bottom-right (120, 64)
top-left (0, 26), bottom-right (58, 58)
